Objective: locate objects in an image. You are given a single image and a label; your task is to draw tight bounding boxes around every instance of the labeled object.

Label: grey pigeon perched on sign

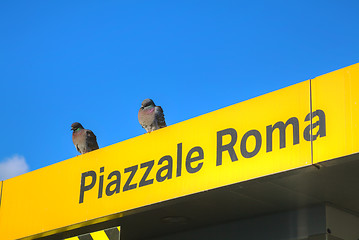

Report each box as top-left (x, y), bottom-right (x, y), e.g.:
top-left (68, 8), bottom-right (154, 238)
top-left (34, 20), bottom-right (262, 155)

top-left (71, 122), bottom-right (99, 154)
top-left (138, 98), bottom-right (167, 133)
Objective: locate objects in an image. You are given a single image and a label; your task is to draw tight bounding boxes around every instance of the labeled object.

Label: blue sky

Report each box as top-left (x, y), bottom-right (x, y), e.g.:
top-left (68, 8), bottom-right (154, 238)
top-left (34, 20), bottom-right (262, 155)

top-left (0, 1), bottom-right (358, 179)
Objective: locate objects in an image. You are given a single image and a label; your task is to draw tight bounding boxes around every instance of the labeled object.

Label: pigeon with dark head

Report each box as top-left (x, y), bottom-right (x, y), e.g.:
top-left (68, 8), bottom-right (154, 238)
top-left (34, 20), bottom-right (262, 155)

top-left (138, 98), bottom-right (167, 133)
top-left (71, 122), bottom-right (99, 154)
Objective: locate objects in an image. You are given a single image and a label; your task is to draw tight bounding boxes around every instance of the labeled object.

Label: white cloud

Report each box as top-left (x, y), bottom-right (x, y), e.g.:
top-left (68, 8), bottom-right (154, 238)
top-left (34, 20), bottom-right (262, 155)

top-left (0, 155), bottom-right (29, 181)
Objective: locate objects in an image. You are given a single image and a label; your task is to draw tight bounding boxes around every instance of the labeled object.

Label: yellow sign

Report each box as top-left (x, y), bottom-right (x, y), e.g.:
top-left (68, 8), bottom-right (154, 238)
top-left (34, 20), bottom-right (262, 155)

top-left (0, 63), bottom-right (358, 240)
top-left (311, 64), bottom-right (359, 163)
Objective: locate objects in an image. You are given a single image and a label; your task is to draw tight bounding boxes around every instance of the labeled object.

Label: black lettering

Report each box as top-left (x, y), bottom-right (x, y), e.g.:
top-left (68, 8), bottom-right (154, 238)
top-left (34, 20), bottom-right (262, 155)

top-left (266, 117), bottom-right (299, 152)
top-left (98, 167), bottom-right (104, 198)
top-left (156, 155), bottom-right (173, 182)
top-left (139, 160), bottom-right (154, 187)
top-left (216, 128), bottom-right (238, 166)
top-left (176, 143), bottom-right (182, 177)
top-left (79, 171), bottom-right (96, 204)
top-left (106, 171), bottom-right (121, 196)
top-left (186, 146), bottom-right (204, 173)
top-left (304, 109), bottom-right (326, 141)
top-left (123, 165), bottom-right (138, 191)
top-left (241, 130), bottom-right (262, 158)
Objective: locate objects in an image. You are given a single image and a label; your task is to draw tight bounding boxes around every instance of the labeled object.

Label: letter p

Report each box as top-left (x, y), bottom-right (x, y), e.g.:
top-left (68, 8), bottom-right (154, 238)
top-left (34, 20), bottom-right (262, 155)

top-left (79, 171), bottom-right (96, 204)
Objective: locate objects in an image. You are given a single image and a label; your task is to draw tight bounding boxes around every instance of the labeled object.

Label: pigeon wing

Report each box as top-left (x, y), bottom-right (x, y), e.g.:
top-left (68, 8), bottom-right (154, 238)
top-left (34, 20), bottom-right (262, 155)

top-left (155, 106), bottom-right (167, 128)
top-left (85, 130), bottom-right (99, 150)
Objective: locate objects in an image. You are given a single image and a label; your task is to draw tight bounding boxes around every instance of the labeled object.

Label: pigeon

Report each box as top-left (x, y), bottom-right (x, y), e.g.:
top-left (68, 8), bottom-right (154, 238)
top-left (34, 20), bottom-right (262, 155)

top-left (71, 122), bottom-right (99, 154)
top-left (138, 98), bottom-right (167, 132)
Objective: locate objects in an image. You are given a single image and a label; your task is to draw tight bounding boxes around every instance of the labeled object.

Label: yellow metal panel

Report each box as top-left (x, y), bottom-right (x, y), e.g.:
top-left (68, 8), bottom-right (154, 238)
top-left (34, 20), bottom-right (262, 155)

top-left (311, 63), bottom-right (359, 163)
top-left (0, 81), bottom-right (311, 240)
top-left (90, 230), bottom-right (109, 240)
top-left (64, 237), bottom-right (79, 240)
top-left (63, 226), bottom-right (120, 240)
